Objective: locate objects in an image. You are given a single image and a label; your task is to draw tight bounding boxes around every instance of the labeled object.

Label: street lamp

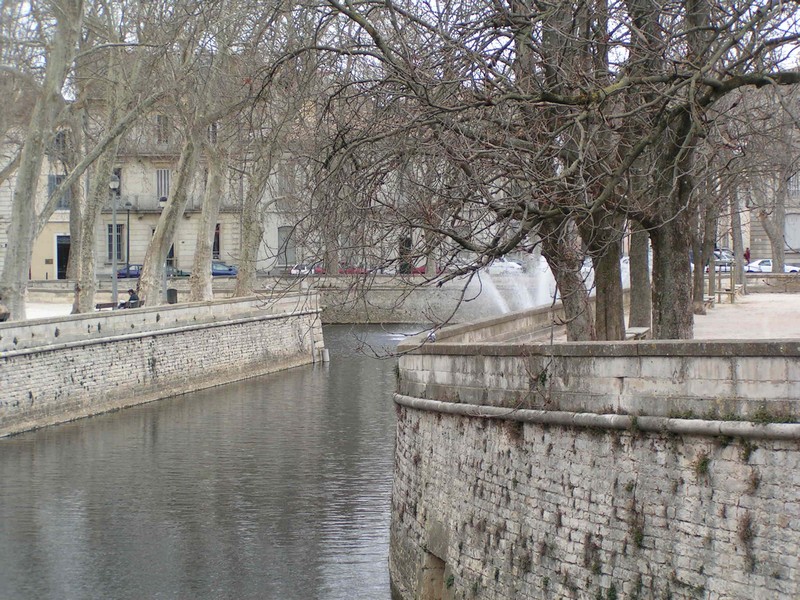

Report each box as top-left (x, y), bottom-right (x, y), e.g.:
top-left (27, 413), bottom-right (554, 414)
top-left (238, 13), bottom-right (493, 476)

top-left (124, 200), bottom-right (132, 277)
top-left (109, 174), bottom-right (120, 308)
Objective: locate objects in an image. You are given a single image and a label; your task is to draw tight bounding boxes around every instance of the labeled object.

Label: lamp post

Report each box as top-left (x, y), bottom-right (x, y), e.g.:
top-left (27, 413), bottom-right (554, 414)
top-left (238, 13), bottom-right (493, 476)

top-left (109, 174), bottom-right (120, 308)
top-left (158, 196), bottom-right (168, 303)
top-left (124, 200), bottom-right (132, 277)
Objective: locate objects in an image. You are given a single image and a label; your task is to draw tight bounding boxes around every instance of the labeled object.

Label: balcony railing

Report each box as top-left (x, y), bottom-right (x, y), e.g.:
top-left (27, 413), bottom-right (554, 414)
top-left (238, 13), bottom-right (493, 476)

top-left (104, 194), bottom-right (243, 213)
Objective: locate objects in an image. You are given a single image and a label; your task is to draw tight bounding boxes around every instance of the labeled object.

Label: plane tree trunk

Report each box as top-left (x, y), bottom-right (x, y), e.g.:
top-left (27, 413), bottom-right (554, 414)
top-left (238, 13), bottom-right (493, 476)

top-left (0, 0), bottom-right (83, 320)
top-left (189, 144), bottom-right (225, 302)
top-left (139, 136), bottom-right (198, 305)
top-left (540, 217), bottom-right (595, 341)
top-left (233, 155), bottom-right (274, 298)
top-left (628, 221), bottom-right (651, 329)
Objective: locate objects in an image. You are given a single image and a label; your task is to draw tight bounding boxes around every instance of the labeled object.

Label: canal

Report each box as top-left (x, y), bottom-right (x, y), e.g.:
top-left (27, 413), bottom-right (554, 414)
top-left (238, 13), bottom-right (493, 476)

top-left (0, 324), bottom-right (413, 600)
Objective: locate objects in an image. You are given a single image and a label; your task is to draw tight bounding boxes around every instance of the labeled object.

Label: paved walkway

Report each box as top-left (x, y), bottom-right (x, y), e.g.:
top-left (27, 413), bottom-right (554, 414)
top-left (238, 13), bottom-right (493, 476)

top-left (693, 293), bottom-right (800, 340)
top-left (25, 303), bottom-right (73, 319)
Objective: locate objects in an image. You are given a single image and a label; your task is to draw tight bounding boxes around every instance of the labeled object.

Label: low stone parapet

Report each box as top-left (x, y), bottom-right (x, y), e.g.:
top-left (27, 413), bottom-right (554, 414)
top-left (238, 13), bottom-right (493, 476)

top-left (0, 293), bottom-right (324, 437)
top-left (390, 304), bottom-right (800, 600)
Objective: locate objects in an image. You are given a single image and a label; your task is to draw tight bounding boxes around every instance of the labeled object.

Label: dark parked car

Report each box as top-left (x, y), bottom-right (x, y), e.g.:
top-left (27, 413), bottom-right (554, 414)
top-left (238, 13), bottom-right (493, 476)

top-left (117, 264), bottom-right (142, 278)
top-left (212, 260), bottom-right (238, 276)
top-left (117, 264), bottom-right (189, 278)
top-left (166, 265), bottom-right (190, 277)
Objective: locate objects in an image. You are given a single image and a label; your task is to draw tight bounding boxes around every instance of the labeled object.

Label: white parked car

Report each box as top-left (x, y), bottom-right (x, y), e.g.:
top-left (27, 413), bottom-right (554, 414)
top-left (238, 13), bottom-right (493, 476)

top-left (290, 263), bottom-right (312, 276)
top-left (486, 257), bottom-right (523, 275)
top-left (746, 259), bottom-right (800, 273)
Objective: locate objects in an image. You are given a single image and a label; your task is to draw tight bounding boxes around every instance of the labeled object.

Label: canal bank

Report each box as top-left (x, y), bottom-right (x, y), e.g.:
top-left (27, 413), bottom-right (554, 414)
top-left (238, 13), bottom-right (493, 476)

top-left (0, 294), bottom-right (324, 437)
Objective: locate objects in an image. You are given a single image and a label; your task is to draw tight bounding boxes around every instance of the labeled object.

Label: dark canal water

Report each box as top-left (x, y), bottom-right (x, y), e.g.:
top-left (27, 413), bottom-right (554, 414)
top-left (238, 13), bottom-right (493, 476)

top-left (0, 325), bottom-right (415, 600)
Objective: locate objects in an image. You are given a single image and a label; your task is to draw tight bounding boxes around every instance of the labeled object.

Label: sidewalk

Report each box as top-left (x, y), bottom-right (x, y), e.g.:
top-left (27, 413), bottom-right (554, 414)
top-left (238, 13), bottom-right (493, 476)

top-left (25, 303), bottom-right (73, 319)
top-left (693, 293), bottom-right (800, 340)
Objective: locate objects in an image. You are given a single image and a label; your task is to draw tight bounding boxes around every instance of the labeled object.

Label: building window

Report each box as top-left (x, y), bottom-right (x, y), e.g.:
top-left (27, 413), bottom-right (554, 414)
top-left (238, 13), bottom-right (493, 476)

top-left (52, 130), bottom-right (67, 160)
top-left (156, 115), bottom-right (169, 144)
top-left (789, 173), bottom-right (800, 199)
top-left (208, 121), bottom-right (218, 144)
top-left (156, 168), bottom-right (170, 201)
top-left (277, 225), bottom-right (296, 266)
top-left (48, 174), bottom-right (72, 210)
top-left (107, 224), bottom-right (123, 261)
top-left (213, 223), bottom-right (221, 259)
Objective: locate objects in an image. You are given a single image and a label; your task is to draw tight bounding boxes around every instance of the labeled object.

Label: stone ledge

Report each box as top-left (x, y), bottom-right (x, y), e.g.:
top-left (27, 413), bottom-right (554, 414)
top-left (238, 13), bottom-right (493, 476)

top-left (398, 339), bottom-right (800, 358)
top-left (0, 310), bottom-right (318, 358)
top-left (394, 393), bottom-right (800, 440)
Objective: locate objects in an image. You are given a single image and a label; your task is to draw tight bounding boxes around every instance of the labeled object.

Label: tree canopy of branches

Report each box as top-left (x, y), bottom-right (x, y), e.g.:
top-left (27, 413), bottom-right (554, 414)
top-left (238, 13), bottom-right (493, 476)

top-left (1, 0), bottom-right (799, 340)
top-left (305, 0), bottom-right (800, 339)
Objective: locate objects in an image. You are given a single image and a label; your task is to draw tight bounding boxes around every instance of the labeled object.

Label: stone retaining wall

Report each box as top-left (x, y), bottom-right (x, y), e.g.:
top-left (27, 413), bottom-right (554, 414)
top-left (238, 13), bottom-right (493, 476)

top-left (390, 306), bottom-right (800, 600)
top-left (0, 293), bottom-right (324, 437)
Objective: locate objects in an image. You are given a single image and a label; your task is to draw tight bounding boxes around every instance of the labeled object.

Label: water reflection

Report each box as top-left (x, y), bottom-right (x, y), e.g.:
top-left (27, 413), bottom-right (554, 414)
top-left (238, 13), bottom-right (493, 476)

top-left (0, 324), bottom-right (416, 600)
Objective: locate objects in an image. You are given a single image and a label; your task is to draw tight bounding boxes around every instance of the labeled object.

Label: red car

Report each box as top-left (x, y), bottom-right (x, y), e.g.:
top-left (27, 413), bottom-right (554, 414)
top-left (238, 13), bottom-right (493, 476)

top-left (339, 264), bottom-right (367, 275)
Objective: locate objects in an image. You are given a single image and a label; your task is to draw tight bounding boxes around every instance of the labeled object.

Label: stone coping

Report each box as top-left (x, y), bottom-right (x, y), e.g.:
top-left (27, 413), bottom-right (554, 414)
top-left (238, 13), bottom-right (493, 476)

top-left (398, 338), bottom-right (800, 357)
top-left (395, 393), bottom-right (800, 440)
top-left (1, 293), bottom-right (306, 330)
top-left (0, 293), bottom-right (319, 353)
top-left (1, 309), bottom-right (319, 359)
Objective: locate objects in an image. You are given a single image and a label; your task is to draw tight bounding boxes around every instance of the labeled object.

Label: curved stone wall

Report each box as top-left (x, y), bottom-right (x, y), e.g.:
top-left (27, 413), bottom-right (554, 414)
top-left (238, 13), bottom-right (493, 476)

top-left (390, 307), bottom-right (800, 600)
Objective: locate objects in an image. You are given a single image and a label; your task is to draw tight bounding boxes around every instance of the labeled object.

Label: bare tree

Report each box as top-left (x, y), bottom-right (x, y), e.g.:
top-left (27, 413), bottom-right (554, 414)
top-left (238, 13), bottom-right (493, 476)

top-left (735, 86), bottom-right (800, 272)
top-left (312, 0), bottom-right (800, 340)
top-left (0, 0), bottom-right (84, 320)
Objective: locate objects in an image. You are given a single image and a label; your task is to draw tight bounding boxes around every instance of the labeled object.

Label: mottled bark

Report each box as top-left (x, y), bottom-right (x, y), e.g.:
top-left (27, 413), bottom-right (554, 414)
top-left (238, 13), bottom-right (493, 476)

top-left (233, 157), bottom-right (273, 298)
top-left (759, 176), bottom-right (787, 272)
top-left (0, 0), bottom-right (83, 320)
top-left (65, 117), bottom-right (84, 283)
top-left (189, 148), bottom-right (224, 302)
top-left (651, 213), bottom-right (694, 339)
top-left (139, 137), bottom-right (198, 305)
top-left (540, 217), bottom-right (595, 341)
top-left (730, 195), bottom-right (746, 293)
top-left (580, 212), bottom-right (625, 341)
top-left (692, 202), bottom-right (717, 315)
top-left (74, 145), bottom-right (120, 313)
top-left (628, 222), bottom-right (651, 329)
top-left (593, 247), bottom-right (625, 341)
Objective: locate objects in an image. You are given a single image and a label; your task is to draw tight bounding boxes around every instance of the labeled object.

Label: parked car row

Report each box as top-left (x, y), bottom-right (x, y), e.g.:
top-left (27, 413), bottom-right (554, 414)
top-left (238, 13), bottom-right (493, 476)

top-left (289, 258), bottom-right (527, 276)
top-left (117, 261), bottom-right (238, 278)
top-left (290, 262), bottom-right (369, 275)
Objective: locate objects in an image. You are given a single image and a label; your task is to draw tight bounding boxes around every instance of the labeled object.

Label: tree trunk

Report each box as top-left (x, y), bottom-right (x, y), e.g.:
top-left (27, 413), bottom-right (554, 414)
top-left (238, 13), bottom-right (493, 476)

top-left (593, 246), bottom-right (625, 341)
top-left (540, 217), bottom-right (595, 341)
top-left (580, 212), bottom-right (626, 341)
top-left (75, 145), bottom-right (120, 313)
top-left (139, 137), bottom-right (198, 305)
top-left (730, 194), bottom-right (746, 293)
top-left (760, 176), bottom-right (786, 272)
top-left (233, 157), bottom-right (273, 298)
top-left (692, 203), bottom-right (716, 315)
top-left (189, 147), bottom-right (224, 302)
top-left (65, 116), bottom-right (84, 284)
top-left (628, 222), bottom-right (651, 329)
top-left (650, 212), bottom-right (694, 339)
top-left (0, 0), bottom-right (83, 319)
